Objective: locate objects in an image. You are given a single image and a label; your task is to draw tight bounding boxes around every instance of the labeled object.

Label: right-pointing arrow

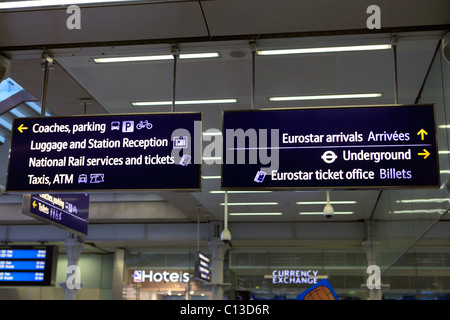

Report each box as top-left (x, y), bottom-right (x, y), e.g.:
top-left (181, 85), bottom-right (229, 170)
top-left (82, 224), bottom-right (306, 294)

top-left (418, 149), bottom-right (430, 159)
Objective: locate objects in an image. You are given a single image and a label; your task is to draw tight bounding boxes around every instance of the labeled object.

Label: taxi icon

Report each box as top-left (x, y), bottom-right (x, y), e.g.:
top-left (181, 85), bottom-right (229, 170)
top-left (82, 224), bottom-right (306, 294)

top-left (78, 174), bottom-right (88, 183)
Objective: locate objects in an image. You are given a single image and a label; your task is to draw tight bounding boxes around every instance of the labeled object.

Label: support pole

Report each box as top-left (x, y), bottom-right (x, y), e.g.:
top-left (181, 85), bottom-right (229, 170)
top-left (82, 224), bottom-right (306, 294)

top-left (59, 234), bottom-right (84, 300)
top-left (171, 44), bottom-right (179, 113)
top-left (207, 237), bottom-right (230, 300)
top-left (40, 52), bottom-right (53, 117)
top-left (392, 35), bottom-right (399, 104)
top-left (80, 98), bottom-right (92, 115)
top-left (250, 40), bottom-right (257, 110)
top-left (112, 248), bottom-right (125, 300)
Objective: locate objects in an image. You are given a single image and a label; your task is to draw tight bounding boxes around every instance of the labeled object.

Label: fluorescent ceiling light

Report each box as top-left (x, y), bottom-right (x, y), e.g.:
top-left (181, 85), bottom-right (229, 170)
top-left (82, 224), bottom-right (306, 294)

top-left (0, 0), bottom-right (134, 9)
top-left (229, 212), bottom-right (283, 216)
top-left (270, 93), bottom-right (382, 102)
top-left (201, 175), bottom-right (221, 179)
top-left (202, 131), bottom-right (222, 136)
top-left (296, 201), bottom-right (356, 205)
top-left (94, 55), bottom-right (173, 63)
top-left (439, 150), bottom-right (450, 154)
top-left (132, 99), bottom-right (237, 106)
top-left (396, 198), bottom-right (450, 204)
top-left (220, 202), bottom-right (278, 206)
top-left (202, 157), bottom-right (221, 161)
top-left (210, 191), bottom-right (272, 194)
top-left (258, 44), bottom-right (392, 56)
top-left (93, 52), bottom-right (219, 64)
top-left (390, 209), bottom-right (445, 214)
top-left (0, 134), bottom-right (5, 144)
top-left (439, 125), bottom-right (450, 129)
top-left (180, 52), bottom-right (219, 59)
top-left (299, 211), bottom-right (354, 215)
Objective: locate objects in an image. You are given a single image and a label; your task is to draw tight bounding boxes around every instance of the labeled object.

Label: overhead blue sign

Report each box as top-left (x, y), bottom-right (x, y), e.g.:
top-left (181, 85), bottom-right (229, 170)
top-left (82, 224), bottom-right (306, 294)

top-left (194, 251), bottom-right (211, 282)
top-left (222, 105), bottom-right (439, 189)
top-left (6, 112), bottom-right (202, 192)
top-left (22, 193), bottom-right (89, 236)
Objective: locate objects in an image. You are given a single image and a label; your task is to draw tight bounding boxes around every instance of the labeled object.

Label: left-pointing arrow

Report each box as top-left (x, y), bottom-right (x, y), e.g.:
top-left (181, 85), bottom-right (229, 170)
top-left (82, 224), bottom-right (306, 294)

top-left (18, 124), bottom-right (28, 133)
top-left (32, 201), bottom-right (37, 208)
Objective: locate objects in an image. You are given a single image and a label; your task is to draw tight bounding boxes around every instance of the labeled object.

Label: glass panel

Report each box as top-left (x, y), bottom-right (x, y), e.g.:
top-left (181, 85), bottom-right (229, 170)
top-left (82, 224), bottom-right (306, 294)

top-left (376, 42), bottom-right (450, 299)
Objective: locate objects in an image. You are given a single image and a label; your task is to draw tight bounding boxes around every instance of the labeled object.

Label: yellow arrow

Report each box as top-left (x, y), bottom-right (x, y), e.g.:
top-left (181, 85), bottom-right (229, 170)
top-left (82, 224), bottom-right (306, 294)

top-left (32, 201), bottom-right (37, 208)
top-left (18, 124), bottom-right (28, 133)
top-left (418, 149), bottom-right (430, 159)
top-left (417, 129), bottom-right (428, 140)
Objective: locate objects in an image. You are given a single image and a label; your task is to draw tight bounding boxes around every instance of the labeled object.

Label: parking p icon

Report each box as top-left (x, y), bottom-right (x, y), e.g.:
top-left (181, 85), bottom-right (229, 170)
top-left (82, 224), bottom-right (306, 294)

top-left (122, 121), bottom-right (134, 133)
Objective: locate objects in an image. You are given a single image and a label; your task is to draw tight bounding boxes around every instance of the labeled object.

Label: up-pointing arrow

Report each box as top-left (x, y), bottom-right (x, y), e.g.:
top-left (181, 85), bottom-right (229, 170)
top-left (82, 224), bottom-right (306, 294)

top-left (417, 129), bottom-right (428, 140)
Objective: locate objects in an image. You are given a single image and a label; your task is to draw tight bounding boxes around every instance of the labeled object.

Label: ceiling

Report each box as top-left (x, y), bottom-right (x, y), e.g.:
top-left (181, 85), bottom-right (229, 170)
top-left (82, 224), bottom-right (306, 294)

top-left (0, 0), bottom-right (449, 227)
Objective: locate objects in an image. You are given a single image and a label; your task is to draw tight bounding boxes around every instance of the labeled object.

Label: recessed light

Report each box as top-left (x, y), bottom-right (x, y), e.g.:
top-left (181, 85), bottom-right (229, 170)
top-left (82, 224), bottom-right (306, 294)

top-left (270, 93), bottom-right (382, 102)
top-left (201, 176), bottom-right (221, 179)
top-left (0, 0), bottom-right (133, 9)
top-left (210, 191), bottom-right (272, 194)
top-left (396, 198), bottom-right (450, 204)
top-left (220, 202), bottom-right (278, 206)
top-left (229, 212), bottom-right (283, 216)
top-left (93, 52), bottom-right (219, 64)
top-left (296, 201), bottom-right (357, 205)
top-left (257, 44), bottom-right (392, 56)
top-left (299, 212), bottom-right (354, 215)
top-left (390, 209), bottom-right (445, 214)
top-left (132, 99), bottom-right (237, 106)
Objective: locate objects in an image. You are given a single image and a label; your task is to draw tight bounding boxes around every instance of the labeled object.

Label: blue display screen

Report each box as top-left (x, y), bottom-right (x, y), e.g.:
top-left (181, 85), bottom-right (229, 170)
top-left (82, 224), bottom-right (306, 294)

top-left (0, 246), bottom-right (57, 286)
top-left (0, 249), bottom-right (46, 259)
top-left (6, 112), bottom-right (202, 192)
top-left (222, 105), bottom-right (440, 189)
top-left (0, 272), bottom-right (45, 282)
top-left (0, 260), bottom-right (45, 270)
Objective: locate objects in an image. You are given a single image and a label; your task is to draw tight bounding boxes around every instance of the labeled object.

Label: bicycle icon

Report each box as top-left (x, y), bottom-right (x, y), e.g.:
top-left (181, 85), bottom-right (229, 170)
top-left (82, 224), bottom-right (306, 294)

top-left (136, 120), bottom-right (153, 130)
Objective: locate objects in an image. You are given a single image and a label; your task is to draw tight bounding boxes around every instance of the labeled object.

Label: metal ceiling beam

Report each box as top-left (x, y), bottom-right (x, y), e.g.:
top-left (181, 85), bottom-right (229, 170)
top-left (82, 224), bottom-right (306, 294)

top-left (1, 24), bottom-right (449, 53)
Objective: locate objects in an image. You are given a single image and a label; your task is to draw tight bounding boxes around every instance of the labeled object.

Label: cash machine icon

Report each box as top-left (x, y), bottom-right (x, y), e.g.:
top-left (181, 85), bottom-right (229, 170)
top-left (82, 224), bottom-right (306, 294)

top-left (90, 173), bottom-right (105, 183)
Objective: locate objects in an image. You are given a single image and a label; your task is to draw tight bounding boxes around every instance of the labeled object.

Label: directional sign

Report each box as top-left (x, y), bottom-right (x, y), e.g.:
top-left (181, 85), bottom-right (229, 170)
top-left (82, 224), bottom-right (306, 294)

top-left (6, 112), bottom-right (202, 192)
top-left (222, 105), bottom-right (440, 189)
top-left (0, 245), bottom-right (58, 286)
top-left (194, 251), bottom-right (211, 282)
top-left (22, 193), bottom-right (89, 236)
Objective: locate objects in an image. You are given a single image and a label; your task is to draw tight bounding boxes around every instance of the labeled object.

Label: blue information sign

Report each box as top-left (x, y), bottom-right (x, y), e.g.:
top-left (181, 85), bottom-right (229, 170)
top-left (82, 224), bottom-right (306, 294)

top-left (22, 193), bottom-right (89, 236)
top-left (0, 246), bottom-right (58, 286)
top-left (222, 105), bottom-right (440, 189)
top-left (194, 251), bottom-right (211, 282)
top-left (6, 112), bottom-right (202, 192)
